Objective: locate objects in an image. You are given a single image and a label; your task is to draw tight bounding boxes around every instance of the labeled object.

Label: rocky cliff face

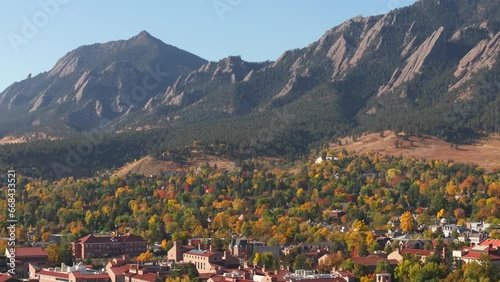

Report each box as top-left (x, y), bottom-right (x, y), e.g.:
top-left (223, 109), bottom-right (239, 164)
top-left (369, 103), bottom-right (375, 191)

top-left (450, 32), bottom-right (500, 92)
top-left (379, 26), bottom-right (445, 95)
top-left (157, 56), bottom-right (269, 107)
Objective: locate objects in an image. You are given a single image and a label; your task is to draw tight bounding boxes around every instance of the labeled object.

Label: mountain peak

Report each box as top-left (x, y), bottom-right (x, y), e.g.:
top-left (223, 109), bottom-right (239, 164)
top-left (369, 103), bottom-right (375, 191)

top-left (130, 30), bottom-right (157, 44)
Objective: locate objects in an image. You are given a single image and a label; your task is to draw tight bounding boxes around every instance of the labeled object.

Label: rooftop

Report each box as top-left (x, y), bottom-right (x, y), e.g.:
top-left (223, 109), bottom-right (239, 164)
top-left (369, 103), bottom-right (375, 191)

top-left (6, 247), bottom-right (47, 258)
top-left (74, 233), bottom-right (146, 244)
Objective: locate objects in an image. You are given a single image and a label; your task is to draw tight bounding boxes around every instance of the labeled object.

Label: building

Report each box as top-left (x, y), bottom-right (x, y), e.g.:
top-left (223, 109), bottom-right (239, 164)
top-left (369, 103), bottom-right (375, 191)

top-left (452, 240), bottom-right (500, 267)
top-left (0, 273), bottom-right (21, 282)
top-left (441, 224), bottom-right (469, 238)
top-left (284, 270), bottom-right (346, 282)
top-left (106, 261), bottom-right (170, 282)
top-left (30, 262), bottom-right (111, 282)
top-left (50, 234), bottom-right (70, 244)
top-left (467, 222), bottom-right (492, 232)
top-left (183, 248), bottom-right (239, 274)
top-left (5, 247), bottom-right (50, 278)
top-left (228, 237), bottom-right (252, 259)
top-left (351, 257), bottom-right (398, 273)
top-left (458, 230), bottom-right (488, 244)
top-left (388, 248), bottom-right (433, 263)
top-left (167, 241), bottom-right (195, 262)
top-left (375, 273), bottom-right (392, 282)
top-left (72, 233), bottom-right (147, 259)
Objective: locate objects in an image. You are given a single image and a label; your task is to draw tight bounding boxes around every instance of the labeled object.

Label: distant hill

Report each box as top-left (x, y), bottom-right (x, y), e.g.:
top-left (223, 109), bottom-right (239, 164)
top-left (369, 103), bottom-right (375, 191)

top-left (112, 155), bottom-right (237, 178)
top-left (331, 131), bottom-right (500, 170)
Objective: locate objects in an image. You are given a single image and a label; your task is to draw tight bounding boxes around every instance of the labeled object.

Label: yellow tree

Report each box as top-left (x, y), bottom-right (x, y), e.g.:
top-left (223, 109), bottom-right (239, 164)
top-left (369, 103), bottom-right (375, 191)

top-left (45, 244), bottom-right (61, 265)
top-left (253, 252), bottom-right (261, 266)
top-left (136, 251), bottom-right (154, 261)
top-left (161, 239), bottom-right (168, 249)
top-left (400, 211), bottom-right (415, 233)
top-left (366, 231), bottom-right (376, 246)
top-left (437, 208), bottom-right (445, 218)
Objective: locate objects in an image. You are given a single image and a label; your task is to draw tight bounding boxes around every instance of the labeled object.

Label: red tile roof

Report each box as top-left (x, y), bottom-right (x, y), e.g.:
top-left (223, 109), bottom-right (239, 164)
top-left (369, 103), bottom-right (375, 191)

top-left (478, 239), bottom-right (500, 248)
top-left (37, 270), bottom-right (69, 279)
top-left (132, 272), bottom-right (156, 282)
top-left (400, 249), bottom-right (433, 256)
top-left (185, 250), bottom-right (216, 257)
top-left (462, 252), bottom-right (500, 260)
top-left (109, 265), bottom-right (130, 276)
top-left (334, 271), bottom-right (355, 278)
top-left (288, 278), bottom-right (345, 282)
top-left (71, 272), bottom-right (110, 279)
top-left (200, 273), bottom-right (216, 280)
top-left (0, 274), bottom-right (18, 282)
top-left (75, 233), bottom-right (146, 244)
top-left (7, 247), bottom-right (48, 258)
top-left (352, 257), bottom-right (399, 267)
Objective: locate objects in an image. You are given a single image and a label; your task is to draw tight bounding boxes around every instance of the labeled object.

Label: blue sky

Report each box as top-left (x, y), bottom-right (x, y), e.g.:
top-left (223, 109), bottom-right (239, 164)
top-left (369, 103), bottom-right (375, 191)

top-left (0, 0), bottom-right (417, 91)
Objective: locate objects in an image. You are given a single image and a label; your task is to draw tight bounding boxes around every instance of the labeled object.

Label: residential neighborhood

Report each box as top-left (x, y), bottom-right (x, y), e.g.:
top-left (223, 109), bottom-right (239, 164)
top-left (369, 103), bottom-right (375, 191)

top-left (1, 215), bottom-right (500, 282)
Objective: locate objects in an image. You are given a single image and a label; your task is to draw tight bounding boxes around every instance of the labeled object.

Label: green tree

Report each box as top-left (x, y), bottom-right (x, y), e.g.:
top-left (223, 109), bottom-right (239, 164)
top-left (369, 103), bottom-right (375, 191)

top-left (376, 260), bottom-right (390, 273)
top-left (292, 254), bottom-right (310, 271)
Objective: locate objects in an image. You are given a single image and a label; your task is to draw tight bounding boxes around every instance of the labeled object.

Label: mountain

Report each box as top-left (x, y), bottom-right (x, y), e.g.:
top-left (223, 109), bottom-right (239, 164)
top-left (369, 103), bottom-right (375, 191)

top-left (0, 31), bottom-right (206, 134)
top-left (0, 0), bottom-right (499, 154)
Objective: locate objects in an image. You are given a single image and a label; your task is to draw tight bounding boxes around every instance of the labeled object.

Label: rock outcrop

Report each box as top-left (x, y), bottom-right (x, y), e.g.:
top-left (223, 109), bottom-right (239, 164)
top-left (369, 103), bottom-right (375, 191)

top-left (48, 52), bottom-right (79, 78)
top-left (449, 32), bottom-right (500, 91)
top-left (350, 14), bottom-right (391, 66)
top-left (327, 35), bottom-right (349, 79)
top-left (379, 26), bottom-right (445, 95)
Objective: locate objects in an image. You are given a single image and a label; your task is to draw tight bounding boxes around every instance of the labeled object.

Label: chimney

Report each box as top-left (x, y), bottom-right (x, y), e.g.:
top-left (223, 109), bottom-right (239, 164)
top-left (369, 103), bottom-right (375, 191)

top-left (209, 245), bottom-right (214, 252)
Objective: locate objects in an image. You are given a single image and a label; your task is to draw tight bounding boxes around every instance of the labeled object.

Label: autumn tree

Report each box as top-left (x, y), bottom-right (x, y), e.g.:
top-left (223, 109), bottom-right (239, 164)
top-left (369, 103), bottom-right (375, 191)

top-left (318, 251), bottom-right (344, 273)
top-left (45, 243), bottom-right (72, 266)
top-left (136, 251), bottom-right (154, 261)
top-left (253, 252), bottom-right (261, 266)
top-left (400, 211), bottom-right (415, 233)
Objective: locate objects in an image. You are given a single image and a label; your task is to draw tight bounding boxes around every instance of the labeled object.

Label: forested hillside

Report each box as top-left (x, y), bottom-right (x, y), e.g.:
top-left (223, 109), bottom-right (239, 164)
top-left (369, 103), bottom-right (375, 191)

top-left (0, 0), bottom-right (499, 177)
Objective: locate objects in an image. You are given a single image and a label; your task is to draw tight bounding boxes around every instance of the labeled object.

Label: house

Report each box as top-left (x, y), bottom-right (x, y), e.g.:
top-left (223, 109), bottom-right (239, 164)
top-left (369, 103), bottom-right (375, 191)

top-left (72, 233), bottom-right (147, 259)
top-left (389, 234), bottom-right (428, 250)
top-left (388, 248), bottom-right (434, 263)
top-left (5, 247), bottom-right (50, 278)
top-left (441, 224), bottom-right (469, 238)
top-left (467, 222), bottom-right (492, 232)
top-left (478, 239), bottom-right (500, 248)
top-left (453, 240), bottom-right (500, 267)
top-left (457, 230), bottom-right (488, 244)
